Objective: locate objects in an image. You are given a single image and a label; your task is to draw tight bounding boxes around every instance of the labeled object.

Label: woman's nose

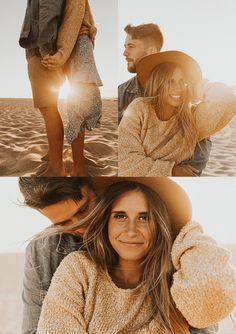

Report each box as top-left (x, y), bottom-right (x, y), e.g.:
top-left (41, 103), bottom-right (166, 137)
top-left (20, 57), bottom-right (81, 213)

top-left (126, 220), bottom-right (138, 234)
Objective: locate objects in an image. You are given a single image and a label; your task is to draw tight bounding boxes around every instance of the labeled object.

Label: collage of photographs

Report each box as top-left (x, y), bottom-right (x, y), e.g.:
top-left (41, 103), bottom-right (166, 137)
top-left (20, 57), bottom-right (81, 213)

top-left (0, 0), bottom-right (236, 333)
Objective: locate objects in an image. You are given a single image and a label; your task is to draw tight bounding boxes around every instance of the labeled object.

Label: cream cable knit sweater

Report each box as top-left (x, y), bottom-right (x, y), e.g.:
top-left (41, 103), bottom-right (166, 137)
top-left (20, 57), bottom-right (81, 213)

top-left (37, 221), bottom-right (236, 334)
top-left (118, 84), bottom-right (236, 176)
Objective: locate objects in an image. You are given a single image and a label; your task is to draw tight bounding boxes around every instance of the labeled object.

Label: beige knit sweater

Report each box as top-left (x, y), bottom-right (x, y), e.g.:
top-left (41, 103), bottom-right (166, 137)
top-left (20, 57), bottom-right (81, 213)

top-left (37, 221), bottom-right (236, 334)
top-left (51, 0), bottom-right (96, 66)
top-left (118, 83), bottom-right (236, 176)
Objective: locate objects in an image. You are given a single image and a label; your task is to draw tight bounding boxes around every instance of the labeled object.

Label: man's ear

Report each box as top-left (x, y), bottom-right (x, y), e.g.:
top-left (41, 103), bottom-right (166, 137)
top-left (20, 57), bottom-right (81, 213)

top-left (146, 46), bottom-right (160, 55)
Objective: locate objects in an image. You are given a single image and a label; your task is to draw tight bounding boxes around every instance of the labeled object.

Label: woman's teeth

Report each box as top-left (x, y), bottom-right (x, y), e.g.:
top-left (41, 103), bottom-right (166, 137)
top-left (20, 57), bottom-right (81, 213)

top-left (170, 95), bottom-right (181, 100)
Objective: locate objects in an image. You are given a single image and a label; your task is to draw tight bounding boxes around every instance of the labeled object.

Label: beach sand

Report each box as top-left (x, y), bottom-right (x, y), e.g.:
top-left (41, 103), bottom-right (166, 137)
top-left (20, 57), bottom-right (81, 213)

top-left (0, 98), bottom-right (118, 176)
top-left (1, 97), bottom-right (235, 177)
top-left (203, 117), bottom-right (236, 176)
top-left (0, 246), bottom-right (236, 334)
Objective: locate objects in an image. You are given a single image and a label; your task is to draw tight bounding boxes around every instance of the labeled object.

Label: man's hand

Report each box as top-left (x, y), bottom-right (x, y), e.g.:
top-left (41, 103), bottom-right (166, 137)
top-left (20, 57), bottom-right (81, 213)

top-left (41, 51), bottom-right (64, 70)
top-left (172, 164), bottom-right (199, 176)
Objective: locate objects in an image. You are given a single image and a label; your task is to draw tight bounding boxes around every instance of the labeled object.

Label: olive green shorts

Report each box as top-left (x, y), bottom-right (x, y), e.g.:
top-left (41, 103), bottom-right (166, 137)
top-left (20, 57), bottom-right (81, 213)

top-left (27, 55), bottom-right (65, 108)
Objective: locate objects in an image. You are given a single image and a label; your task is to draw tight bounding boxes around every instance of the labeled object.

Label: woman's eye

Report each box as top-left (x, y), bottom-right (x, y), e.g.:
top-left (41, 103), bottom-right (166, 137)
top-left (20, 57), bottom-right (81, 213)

top-left (181, 80), bottom-right (188, 87)
top-left (138, 215), bottom-right (149, 222)
top-left (113, 214), bottom-right (126, 221)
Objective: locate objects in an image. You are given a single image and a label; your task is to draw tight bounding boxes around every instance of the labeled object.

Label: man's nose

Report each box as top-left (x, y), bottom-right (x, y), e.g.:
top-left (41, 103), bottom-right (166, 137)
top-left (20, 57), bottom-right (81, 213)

top-left (123, 48), bottom-right (128, 57)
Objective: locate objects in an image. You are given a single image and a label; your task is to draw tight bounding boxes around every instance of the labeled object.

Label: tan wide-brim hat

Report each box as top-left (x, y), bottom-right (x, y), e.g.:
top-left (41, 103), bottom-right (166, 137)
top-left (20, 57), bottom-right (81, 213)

top-left (136, 50), bottom-right (202, 87)
top-left (93, 177), bottom-right (192, 232)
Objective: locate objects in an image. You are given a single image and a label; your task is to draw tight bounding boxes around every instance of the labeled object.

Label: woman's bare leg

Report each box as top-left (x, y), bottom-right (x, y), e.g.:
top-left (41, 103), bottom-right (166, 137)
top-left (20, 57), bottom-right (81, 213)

top-left (41, 152), bottom-right (49, 161)
top-left (39, 107), bottom-right (65, 176)
top-left (71, 130), bottom-right (88, 176)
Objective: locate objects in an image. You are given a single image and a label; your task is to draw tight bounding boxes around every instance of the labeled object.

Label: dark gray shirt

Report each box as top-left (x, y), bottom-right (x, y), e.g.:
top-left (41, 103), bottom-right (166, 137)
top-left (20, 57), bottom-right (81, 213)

top-left (118, 76), bottom-right (212, 175)
top-left (19, 0), bottom-right (65, 56)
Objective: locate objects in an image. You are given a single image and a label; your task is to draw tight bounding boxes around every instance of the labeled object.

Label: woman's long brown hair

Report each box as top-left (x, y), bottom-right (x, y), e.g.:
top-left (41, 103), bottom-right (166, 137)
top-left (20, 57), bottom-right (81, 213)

top-left (144, 62), bottom-right (199, 158)
top-left (65, 181), bottom-right (188, 333)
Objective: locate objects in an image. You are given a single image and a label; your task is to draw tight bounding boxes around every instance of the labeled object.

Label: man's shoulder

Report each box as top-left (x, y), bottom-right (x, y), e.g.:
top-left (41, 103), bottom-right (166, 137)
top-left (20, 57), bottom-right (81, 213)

top-left (26, 232), bottom-right (83, 258)
top-left (118, 76), bottom-right (141, 114)
top-left (118, 76), bottom-right (138, 92)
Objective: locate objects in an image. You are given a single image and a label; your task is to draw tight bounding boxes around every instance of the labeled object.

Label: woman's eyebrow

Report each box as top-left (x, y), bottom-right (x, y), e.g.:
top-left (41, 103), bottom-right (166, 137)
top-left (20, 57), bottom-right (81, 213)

top-left (111, 210), bottom-right (126, 213)
top-left (111, 210), bottom-right (148, 214)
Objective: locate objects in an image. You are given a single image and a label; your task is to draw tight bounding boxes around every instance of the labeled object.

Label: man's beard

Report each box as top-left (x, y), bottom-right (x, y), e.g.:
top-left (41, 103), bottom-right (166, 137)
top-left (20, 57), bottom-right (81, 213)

top-left (127, 62), bottom-right (137, 73)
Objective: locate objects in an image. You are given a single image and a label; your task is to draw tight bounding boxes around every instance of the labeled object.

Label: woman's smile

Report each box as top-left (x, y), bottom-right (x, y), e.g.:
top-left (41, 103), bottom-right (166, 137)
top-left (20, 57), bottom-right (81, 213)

top-left (118, 240), bottom-right (144, 247)
top-left (169, 94), bottom-right (182, 100)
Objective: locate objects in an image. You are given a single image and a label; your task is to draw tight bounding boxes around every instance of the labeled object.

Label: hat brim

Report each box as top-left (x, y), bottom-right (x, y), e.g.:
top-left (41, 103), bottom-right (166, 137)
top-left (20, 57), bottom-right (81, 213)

top-left (136, 50), bottom-right (202, 87)
top-left (93, 177), bottom-right (192, 231)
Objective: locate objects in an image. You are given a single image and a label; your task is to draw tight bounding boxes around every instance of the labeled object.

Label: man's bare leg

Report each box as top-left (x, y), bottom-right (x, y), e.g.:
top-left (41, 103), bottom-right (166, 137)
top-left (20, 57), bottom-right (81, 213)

top-left (39, 107), bottom-right (65, 176)
top-left (71, 130), bottom-right (88, 176)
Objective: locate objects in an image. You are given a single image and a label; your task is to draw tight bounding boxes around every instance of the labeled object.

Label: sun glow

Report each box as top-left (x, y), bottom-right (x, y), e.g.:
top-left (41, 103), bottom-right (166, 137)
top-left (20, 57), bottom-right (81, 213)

top-left (59, 79), bottom-right (71, 99)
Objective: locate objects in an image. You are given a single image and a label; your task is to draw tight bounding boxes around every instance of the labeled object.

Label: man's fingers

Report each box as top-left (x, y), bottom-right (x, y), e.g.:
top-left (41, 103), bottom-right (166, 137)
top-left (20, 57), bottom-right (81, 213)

top-left (41, 59), bottom-right (57, 65)
top-left (42, 54), bottom-right (50, 60)
top-left (41, 60), bottom-right (59, 70)
top-left (41, 63), bottom-right (58, 71)
top-left (184, 165), bottom-right (199, 176)
top-left (189, 166), bottom-right (199, 173)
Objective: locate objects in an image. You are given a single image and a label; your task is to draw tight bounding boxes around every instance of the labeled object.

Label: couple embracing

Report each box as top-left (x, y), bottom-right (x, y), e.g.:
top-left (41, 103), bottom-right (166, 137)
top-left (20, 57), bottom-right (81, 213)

top-left (118, 24), bottom-right (236, 176)
top-left (19, 177), bottom-right (236, 333)
top-left (19, 0), bottom-right (102, 176)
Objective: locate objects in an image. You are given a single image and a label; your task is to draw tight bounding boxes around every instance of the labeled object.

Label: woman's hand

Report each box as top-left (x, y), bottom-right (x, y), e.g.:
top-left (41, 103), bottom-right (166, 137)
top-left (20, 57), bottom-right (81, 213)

top-left (196, 79), bottom-right (233, 101)
top-left (41, 51), bottom-right (65, 70)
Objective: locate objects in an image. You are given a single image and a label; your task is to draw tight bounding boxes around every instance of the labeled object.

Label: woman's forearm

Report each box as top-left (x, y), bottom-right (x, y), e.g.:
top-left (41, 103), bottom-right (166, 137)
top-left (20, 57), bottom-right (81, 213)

top-left (196, 83), bottom-right (236, 140)
top-left (55, 0), bottom-right (86, 65)
top-left (171, 221), bottom-right (236, 328)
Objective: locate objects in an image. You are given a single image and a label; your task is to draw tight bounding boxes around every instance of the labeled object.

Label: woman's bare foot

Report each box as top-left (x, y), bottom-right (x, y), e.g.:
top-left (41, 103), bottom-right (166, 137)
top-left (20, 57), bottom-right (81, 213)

top-left (41, 152), bottom-right (49, 161)
top-left (71, 157), bottom-right (88, 176)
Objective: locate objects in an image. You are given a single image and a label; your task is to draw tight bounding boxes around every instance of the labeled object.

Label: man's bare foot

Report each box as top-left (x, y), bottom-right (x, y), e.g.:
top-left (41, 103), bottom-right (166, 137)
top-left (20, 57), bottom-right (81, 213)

top-left (38, 165), bottom-right (66, 176)
top-left (41, 152), bottom-right (49, 161)
top-left (71, 158), bottom-right (88, 176)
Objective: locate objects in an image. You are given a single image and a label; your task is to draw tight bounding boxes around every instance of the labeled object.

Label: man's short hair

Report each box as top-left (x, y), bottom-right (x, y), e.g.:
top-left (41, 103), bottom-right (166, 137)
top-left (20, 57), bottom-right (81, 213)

top-left (124, 23), bottom-right (164, 49)
top-left (19, 177), bottom-right (95, 209)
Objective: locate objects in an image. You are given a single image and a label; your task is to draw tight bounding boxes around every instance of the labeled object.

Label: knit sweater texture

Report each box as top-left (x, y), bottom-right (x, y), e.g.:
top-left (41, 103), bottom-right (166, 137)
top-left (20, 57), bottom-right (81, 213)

top-left (55, 0), bottom-right (96, 65)
top-left (37, 221), bottom-right (236, 334)
top-left (118, 83), bottom-right (236, 176)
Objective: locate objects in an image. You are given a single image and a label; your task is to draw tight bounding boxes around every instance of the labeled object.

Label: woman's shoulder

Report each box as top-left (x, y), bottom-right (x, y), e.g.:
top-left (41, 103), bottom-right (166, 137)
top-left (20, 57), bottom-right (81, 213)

top-left (130, 96), bottom-right (153, 108)
top-left (62, 250), bottom-right (94, 266)
top-left (58, 250), bottom-right (97, 277)
top-left (123, 97), bottom-right (154, 118)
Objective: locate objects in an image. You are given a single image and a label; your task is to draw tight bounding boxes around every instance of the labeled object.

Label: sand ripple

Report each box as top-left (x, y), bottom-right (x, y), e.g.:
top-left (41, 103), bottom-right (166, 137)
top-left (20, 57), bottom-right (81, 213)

top-left (0, 98), bottom-right (118, 176)
top-left (203, 117), bottom-right (236, 176)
